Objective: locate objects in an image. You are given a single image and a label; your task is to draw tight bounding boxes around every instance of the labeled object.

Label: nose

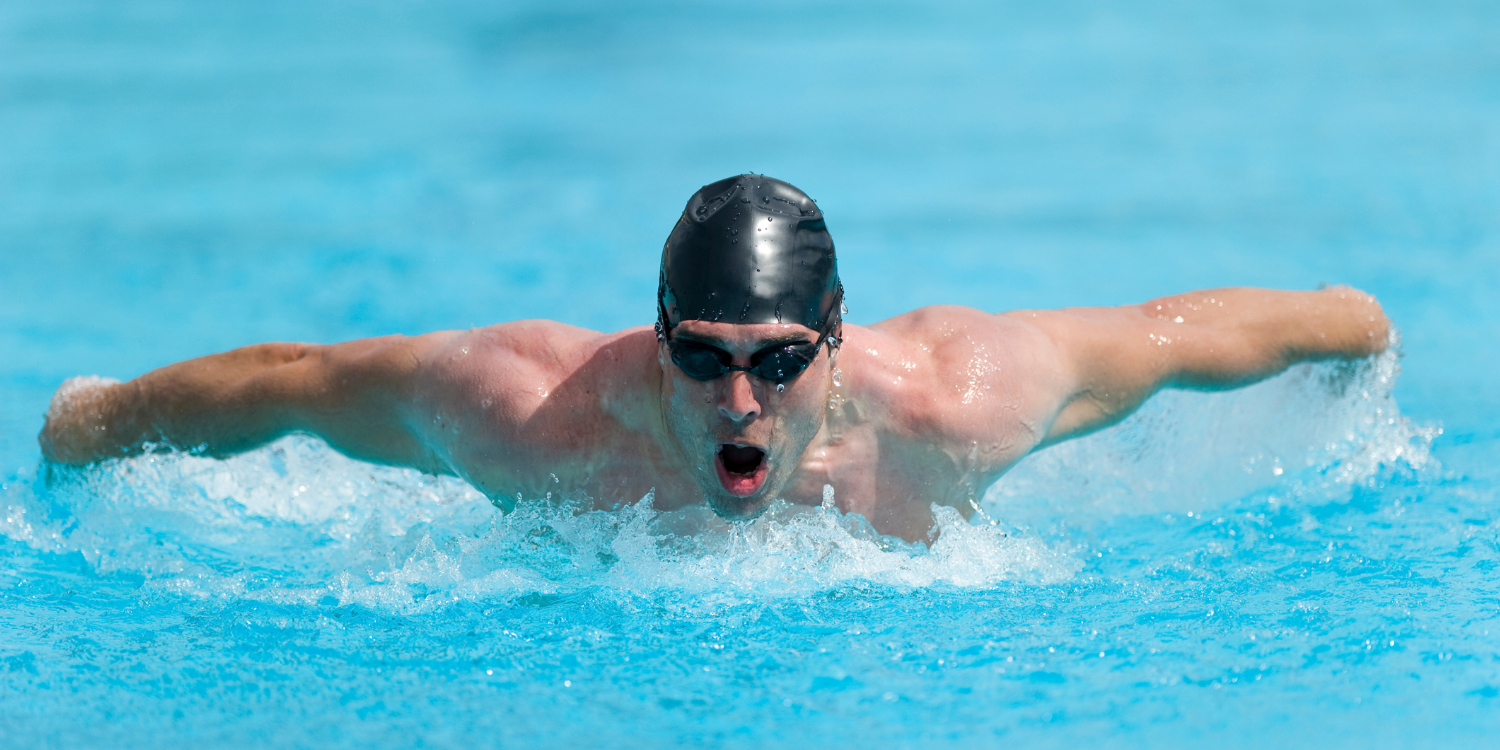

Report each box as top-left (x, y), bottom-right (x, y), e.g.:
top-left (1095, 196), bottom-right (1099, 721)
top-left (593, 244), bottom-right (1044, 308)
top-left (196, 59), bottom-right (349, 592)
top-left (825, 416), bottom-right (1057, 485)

top-left (717, 371), bottom-right (761, 423)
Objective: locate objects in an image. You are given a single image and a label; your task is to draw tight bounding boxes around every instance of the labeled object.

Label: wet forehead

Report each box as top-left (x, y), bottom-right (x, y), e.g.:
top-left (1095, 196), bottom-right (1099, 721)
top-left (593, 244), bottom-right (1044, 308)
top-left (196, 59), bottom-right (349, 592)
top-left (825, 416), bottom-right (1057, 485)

top-left (671, 320), bottom-right (818, 350)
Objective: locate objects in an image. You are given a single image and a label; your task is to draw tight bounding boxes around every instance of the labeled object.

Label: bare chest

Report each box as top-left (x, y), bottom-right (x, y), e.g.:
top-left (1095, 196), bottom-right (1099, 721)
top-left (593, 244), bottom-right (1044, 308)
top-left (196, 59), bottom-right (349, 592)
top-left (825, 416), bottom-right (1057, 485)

top-left (447, 391), bottom-right (1032, 541)
top-left (778, 423), bottom-right (1015, 540)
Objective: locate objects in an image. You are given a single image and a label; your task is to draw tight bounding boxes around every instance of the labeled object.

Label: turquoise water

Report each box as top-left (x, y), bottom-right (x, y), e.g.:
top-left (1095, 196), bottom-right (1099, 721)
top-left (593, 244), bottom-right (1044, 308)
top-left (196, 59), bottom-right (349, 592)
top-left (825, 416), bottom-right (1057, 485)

top-left (3, 0), bottom-right (1498, 746)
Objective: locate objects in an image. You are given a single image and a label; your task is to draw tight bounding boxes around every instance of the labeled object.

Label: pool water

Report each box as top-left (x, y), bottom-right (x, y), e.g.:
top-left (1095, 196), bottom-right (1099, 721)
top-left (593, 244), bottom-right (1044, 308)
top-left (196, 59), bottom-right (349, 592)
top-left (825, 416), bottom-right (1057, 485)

top-left (3, 0), bottom-right (1497, 746)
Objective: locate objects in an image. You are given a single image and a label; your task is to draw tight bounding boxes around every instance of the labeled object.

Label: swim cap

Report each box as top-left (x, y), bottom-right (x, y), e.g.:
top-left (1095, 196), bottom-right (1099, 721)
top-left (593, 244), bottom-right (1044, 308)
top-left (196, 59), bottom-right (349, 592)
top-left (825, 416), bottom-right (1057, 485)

top-left (657, 175), bottom-right (842, 340)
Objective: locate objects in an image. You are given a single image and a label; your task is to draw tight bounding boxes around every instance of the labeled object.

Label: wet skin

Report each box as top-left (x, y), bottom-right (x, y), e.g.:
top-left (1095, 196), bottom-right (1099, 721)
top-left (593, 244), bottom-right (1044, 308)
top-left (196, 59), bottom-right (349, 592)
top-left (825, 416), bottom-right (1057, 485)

top-left (40, 287), bottom-right (1390, 541)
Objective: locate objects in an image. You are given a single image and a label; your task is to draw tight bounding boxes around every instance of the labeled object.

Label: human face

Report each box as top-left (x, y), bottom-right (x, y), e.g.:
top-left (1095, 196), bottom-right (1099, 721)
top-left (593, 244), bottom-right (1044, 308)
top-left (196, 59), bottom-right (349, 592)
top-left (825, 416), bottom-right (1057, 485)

top-left (658, 321), bottom-right (833, 520)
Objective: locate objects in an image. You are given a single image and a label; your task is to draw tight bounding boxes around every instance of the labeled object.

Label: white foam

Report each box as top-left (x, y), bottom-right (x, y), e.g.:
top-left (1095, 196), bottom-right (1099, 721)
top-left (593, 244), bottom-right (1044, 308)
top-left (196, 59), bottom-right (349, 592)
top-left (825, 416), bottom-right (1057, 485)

top-left (986, 339), bottom-right (1438, 528)
top-left (3, 434), bottom-right (1077, 613)
top-left (3, 342), bottom-right (1433, 612)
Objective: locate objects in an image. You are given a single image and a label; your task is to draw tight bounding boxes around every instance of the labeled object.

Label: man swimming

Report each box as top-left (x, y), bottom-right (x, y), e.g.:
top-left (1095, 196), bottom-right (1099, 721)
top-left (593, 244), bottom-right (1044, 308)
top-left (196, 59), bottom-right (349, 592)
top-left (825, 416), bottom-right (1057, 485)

top-left (40, 175), bottom-right (1390, 541)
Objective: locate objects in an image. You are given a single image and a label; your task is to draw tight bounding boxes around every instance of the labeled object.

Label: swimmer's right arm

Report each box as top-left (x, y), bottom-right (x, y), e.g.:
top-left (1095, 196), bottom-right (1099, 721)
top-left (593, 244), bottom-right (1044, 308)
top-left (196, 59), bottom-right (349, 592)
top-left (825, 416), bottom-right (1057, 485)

top-left (39, 334), bottom-right (459, 472)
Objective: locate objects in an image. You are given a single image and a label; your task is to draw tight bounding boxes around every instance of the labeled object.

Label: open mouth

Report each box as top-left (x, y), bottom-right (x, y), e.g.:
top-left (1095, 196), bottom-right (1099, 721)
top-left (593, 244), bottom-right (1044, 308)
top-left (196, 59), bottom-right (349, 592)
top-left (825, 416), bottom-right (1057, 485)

top-left (715, 443), bottom-right (768, 497)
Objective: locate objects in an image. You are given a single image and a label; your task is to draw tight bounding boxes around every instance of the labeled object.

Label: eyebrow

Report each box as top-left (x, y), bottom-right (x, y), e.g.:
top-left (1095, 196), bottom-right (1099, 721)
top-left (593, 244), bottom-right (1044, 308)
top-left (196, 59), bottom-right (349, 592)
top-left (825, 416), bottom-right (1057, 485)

top-left (674, 333), bottom-right (815, 350)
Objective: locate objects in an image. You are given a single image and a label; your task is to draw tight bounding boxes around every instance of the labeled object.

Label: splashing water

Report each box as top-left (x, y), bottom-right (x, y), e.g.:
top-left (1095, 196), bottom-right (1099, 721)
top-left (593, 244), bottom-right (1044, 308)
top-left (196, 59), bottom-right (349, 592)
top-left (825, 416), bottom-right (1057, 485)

top-left (4, 346), bottom-right (1434, 603)
top-left (2, 0), bottom-right (1492, 743)
top-left (989, 338), bottom-right (1437, 527)
top-left (3, 346), bottom-right (1432, 615)
top-left (2, 346), bottom-right (1475, 749)
top-left (6, 441), bottom-right (1079, 616)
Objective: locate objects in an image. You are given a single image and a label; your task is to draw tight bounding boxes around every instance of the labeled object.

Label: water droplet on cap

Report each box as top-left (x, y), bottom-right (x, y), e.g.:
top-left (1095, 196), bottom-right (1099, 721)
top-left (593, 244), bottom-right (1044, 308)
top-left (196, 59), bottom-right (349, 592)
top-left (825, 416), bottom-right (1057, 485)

top-left (840, 302), bottom-right (848, 315)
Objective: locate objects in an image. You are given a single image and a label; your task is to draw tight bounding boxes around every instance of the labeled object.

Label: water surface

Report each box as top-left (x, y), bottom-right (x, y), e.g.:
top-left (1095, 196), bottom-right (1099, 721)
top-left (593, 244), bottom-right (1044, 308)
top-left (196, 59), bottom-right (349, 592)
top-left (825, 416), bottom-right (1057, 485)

top-left (2, 0), bottom-right (1497, 746)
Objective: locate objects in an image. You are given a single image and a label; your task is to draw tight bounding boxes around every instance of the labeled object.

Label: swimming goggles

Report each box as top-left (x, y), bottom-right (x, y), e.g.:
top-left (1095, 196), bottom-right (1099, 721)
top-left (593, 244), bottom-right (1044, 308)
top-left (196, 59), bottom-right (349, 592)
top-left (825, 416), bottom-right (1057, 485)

top-left (666, 331), bottom-right (831, 384)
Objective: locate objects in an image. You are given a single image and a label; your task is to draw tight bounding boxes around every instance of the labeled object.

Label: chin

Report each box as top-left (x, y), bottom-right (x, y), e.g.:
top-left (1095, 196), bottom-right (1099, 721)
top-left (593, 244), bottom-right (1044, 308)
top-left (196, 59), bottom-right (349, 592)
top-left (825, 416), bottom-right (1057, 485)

top-left (706, 493), bottom-right (777, 521)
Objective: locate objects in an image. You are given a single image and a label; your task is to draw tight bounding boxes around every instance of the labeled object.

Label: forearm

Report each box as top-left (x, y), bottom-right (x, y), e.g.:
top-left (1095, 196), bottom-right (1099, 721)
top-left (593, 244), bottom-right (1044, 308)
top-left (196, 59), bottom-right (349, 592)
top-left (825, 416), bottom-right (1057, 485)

top-left (1032, 285), bottom-right (1390, 445)
top-left (40, 343), bottom-right (312, 465)
top-left (1143, 286), bottom-right (1389, 388)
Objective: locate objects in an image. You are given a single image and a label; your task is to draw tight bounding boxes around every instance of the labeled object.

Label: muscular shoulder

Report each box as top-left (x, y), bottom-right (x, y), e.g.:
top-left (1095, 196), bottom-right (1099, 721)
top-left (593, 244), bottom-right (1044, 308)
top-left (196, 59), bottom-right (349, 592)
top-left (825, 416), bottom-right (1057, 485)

top-left (415, 321), bottom-right (656, 412)
top-left (409, 322), bottom-right (661, 463)
top-left (846, 306), bottom-right (1069, 459)
top-left (414, 321), bottom-right (599, 391)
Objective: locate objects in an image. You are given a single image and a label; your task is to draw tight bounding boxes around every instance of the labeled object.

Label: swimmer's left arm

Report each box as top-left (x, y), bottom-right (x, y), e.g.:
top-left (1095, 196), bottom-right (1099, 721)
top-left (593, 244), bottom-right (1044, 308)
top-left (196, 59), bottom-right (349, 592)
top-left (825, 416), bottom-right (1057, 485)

top-left (1019, 286), bottom-right (1389, 447)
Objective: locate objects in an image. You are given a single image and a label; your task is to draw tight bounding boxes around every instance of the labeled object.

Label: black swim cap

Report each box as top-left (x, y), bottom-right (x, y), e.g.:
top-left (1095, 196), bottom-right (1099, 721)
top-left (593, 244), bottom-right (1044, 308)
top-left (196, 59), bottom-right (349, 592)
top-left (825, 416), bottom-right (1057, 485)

top-left (657, 175), bottom-right (842, 340)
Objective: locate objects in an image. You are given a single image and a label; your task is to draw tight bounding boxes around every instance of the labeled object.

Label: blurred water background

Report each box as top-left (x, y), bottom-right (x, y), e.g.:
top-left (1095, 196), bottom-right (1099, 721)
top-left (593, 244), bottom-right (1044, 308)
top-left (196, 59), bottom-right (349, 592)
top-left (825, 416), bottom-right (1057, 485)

top-left (2, 0), bottom-right (1497, 746)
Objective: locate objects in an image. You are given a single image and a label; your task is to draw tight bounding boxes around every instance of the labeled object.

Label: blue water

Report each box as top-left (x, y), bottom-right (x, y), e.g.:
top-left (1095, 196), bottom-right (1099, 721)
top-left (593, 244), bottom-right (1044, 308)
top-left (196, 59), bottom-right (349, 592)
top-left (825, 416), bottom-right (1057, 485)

top-left (3, 0), bottom-right (1498, 746)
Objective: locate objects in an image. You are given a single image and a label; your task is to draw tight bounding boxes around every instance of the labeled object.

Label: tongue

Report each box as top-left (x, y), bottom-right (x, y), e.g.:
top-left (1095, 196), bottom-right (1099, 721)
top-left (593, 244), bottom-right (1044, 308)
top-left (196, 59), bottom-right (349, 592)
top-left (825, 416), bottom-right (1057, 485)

top-left (720, 445), bottom-right (764, 475)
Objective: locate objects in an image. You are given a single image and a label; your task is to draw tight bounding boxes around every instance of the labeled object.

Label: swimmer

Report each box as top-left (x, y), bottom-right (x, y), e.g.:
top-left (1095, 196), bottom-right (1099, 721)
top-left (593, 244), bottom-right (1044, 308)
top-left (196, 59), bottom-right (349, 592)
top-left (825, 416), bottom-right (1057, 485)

top-left (39, 175), bottom-right (1390, 540)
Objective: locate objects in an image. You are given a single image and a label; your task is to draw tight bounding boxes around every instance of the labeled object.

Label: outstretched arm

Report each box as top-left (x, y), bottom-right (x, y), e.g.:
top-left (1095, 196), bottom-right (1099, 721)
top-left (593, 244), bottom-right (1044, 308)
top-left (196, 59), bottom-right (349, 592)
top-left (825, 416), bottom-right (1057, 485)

top-left (1019, 286), bottom-right (1389, 446)
top-left (39, 333), bottom-right (460, 470)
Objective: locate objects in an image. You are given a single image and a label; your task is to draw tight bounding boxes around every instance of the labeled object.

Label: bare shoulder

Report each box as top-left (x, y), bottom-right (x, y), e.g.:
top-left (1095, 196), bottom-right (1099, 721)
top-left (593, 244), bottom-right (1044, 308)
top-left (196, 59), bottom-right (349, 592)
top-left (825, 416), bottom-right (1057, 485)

top-left (414, 320), bottom-right (659, 418)
top-left (845, 306), bottom-right (1068, 454)
top-left (870, 305), bottom-right (1065, 369)
top-left (409, 321), bottom-right (662, 471)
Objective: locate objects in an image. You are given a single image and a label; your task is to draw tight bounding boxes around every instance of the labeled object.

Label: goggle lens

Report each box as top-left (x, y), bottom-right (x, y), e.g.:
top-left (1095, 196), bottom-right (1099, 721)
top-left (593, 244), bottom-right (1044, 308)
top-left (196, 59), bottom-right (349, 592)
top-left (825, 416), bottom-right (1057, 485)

top-left (668, 340), bottom-right (820, 385)
top-left (670, 343), bottom-right (734, 380)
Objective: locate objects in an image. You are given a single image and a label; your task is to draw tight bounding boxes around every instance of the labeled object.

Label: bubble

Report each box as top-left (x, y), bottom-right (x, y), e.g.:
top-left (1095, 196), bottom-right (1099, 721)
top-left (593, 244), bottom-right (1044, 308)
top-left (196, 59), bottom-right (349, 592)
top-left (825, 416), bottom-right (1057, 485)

top-left (776, 384), bottom-right (785, 393)
top-left (831, 368), bottom-right (843, 387)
